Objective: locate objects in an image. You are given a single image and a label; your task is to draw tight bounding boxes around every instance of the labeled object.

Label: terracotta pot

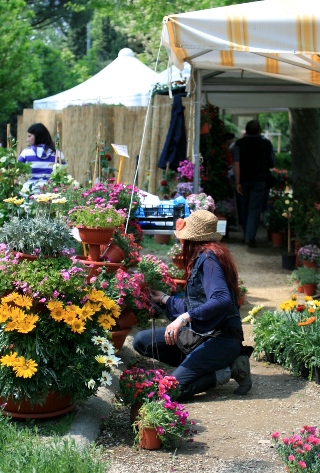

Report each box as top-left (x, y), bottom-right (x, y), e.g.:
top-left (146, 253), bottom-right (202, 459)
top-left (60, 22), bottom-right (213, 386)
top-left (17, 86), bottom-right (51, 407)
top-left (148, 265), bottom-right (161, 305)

top-left (101, 243), bottom-right (126, 263)
top-left (302, 283), bottom-right (316, 296)
top-left (130, 401), bottom-right (143, 423)
top-left (271, 232), bottom-right (284, 248)
top-left (117, 309), bottom-right (138, 329)
top-left (0, 391), bottom-right (75, 419)
top-left (111, 327), bottom-right (132, 354)
top-left (139, 427), bottom-right (161, 450)
top-left (303, 260), bottom-right (317, 269)
top-left (200, 122), bottom-right (210, 135)
top-left (297, 284), bottom-right (304, 293)
top-left (154, 234), bottom-right (171, 245)
top-left (78, 227), bottom-right (115, 262)
top-left (11, 251), bottom-right (38, 261)
top-left (171, 255), bottom-right (185, 270)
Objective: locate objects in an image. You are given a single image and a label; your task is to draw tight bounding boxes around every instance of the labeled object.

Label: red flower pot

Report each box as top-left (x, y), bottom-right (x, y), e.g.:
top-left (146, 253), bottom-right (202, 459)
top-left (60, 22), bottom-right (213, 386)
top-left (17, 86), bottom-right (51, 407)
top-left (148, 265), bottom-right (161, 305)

top-left (139, 427), bottom-right (161, 450)
top-left (302, 284), bottom-right (316, 296)
top-left (271, 232), bottom-right (284, 248)
top-left (303, 261), bottom-right (317, 269)
top-left (111, 327), bottom-right (132, 354)
top-left (0, 392), bottom-right (75, 419)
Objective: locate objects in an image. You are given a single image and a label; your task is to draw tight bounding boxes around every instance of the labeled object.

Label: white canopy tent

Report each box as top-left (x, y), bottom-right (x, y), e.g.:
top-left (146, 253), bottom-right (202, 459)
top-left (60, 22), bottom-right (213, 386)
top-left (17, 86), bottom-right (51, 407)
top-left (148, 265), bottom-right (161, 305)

top-left (161, 0), bottom-right (320, 188)
top-left (33, 48), bottom-right (158, 110)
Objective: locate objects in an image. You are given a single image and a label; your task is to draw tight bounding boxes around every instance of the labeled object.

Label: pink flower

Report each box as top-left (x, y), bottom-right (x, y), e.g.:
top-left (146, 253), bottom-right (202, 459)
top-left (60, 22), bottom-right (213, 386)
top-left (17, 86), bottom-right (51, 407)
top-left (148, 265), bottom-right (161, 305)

top-left (271, 431), bottom-right (280, 439)
top-left (298, 461), bottom-right (306, 468)
top-left (288, 455), bottom-right (295, 461)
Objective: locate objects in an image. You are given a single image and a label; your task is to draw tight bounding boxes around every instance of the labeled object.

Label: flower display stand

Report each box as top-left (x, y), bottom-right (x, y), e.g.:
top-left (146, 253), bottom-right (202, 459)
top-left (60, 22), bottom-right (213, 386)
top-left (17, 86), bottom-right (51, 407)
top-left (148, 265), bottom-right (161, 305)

top-left (77, 227), bottom-right (115, 262)
top-left (0, 392), bottom-right (75, 419)
top-left (101, 243), bottom-right (125, 263)
top-left (139, 428), bottom-right (161, 450)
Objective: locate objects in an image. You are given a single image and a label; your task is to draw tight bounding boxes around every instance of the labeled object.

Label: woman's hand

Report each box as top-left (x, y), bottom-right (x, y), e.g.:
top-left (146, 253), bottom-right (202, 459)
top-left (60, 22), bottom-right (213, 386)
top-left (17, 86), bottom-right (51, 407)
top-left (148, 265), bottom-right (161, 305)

top-left (150, 290), bottom-right (167, 304)
top-left (165, 319), bottom-right (184, 345)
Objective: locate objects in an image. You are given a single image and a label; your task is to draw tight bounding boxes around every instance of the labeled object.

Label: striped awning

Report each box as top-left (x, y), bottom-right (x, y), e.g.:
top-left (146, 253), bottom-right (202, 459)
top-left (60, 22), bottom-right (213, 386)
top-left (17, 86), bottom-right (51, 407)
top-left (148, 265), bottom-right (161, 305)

top-left (162, 0), bottom-right (320, 87)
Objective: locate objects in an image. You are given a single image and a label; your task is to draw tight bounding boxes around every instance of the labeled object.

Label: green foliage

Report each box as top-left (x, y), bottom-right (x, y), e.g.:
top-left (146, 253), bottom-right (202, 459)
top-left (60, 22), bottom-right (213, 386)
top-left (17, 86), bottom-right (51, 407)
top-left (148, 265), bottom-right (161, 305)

top-left (0, 414), bottom-right (105, 473)
top-left (0, 145), bottom-right (31, 224)
top-left (259, 112), bottom-right (290, 152)
top-left (295, 267), bottom-right (318, 285)
top-left (200, 104), bottom-right (233, 202)
top-left (68, 205), bottom-right (125, 228)
top-left (137, 255), bottom-right (176, 293)
top-left (0, 0), bottom-right (43, 120)
top-left (275, 152), bottom-right (291, 171)
top-left (0, 216), bottom-right (76, 256)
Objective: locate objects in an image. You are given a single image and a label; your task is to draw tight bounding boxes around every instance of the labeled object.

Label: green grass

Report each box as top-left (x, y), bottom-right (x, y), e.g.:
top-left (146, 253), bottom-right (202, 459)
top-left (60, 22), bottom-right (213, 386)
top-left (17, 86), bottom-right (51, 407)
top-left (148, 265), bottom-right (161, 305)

top-left (15, 410), bottom-right (77, 437)
top-left (140, 234), bottom-right (174, 264)
top-left (0, 414), bottom-right (108, 473)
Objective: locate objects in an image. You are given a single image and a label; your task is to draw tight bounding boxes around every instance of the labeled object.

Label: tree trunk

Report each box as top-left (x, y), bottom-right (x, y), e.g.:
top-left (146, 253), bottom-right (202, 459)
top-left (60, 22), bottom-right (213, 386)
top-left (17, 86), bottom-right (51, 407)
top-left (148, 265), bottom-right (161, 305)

top-left (289, 108), bottom-right (320, 199)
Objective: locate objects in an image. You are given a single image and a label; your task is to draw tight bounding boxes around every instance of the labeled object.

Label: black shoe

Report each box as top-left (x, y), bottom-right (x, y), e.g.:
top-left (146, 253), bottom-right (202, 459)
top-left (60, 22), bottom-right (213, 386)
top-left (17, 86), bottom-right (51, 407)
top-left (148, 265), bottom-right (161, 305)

top-left (245, 239), bottom-right (256, 248)
top-left (231, 355), bottom-right (252, 395)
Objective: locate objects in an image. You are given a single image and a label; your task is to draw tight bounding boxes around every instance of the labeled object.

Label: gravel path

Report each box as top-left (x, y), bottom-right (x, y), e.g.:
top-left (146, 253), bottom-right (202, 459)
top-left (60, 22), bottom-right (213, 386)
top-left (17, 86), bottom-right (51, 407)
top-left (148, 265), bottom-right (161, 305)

top-left (96, 224), bottom-right (320, 472)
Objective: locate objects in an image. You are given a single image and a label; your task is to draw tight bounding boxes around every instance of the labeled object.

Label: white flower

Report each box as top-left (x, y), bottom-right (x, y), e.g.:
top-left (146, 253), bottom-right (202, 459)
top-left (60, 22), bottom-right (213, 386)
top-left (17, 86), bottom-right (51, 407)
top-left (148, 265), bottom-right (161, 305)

top-left (92, 335), bottom-right (109, 345)
top-left (86, 379), bottom-right (96, 389)
top-left (100, 341), bottom-right (115, 354)
top-left (99, 371), bottom-right (113, 386)
top-left (104, 354), bottom-right (122, 367)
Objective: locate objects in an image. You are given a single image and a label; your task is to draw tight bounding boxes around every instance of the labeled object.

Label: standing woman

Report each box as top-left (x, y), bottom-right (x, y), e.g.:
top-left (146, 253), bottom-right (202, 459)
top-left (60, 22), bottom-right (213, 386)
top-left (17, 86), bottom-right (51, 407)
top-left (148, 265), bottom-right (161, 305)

top-left (133, 210), bottom-right (252, 401)
top-left (18, 123), bottom-right (65, 192)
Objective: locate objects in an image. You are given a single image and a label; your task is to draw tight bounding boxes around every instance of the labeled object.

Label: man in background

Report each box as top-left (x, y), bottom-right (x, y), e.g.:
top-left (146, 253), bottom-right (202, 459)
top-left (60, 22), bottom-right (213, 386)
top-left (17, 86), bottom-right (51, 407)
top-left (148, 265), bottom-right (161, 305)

top-left (233, 120), bottom-right (274, 248)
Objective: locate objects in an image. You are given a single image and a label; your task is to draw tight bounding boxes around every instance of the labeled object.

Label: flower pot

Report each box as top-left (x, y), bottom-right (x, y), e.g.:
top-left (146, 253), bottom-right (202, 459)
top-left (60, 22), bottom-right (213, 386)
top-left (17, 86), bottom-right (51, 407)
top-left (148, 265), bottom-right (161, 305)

top-left (139, 428), bottom-right (161, 450)
top-left (75, 256), bottom-right (122, 282)
top-left (78, 227), bottom-right (115, 262)
top-left (271, 232), bottom-right (284, 248)
top-left (303, 260), bottom-right (317, 269)
top-left (200, 122), bottom-right (210, 135)
top-left (237, 295), bottom-right (245, 306)
top-left (11, 251), bottom-right (39, 261)
top-left (101, 243), bottom-right (125, 263)
top-left (281, 253), bottom-right (296, 271)
top-left (0, 391), bottom-right (75, 419)
top-left (315, 367), bottom-right (320, 385)
top-left (154, 234), bottom-right (171, 245)
top-left (117, 309), bottom-right (138, 329)
top-left (302, 283), bottom-right (316, 296)
top-left (300, 364), bottom-right (310, 379)
top-left (265, 352), bottom-right (276, 364)
top-left (297, 284), bottom-right (304, 293)
top-left (171, 255), bottom-right (186, 270)
top-left (111, 327), bottom-right (132, 354)
top-left (130, 401), bottom-right (143, 424)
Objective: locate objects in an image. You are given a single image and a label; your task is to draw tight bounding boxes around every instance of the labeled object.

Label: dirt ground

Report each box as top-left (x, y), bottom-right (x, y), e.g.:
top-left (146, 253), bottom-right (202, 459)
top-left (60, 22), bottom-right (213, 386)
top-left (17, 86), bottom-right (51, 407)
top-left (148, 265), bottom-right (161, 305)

top-left (97, 224), bottom-right (320, 473)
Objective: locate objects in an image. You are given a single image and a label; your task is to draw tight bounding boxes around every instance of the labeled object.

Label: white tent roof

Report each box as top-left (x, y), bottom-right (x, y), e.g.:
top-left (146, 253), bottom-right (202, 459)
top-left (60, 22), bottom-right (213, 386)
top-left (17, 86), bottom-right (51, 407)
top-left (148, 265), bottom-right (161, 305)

top-left (34, 48), bottom-right (158, 110)
top-left (161, 0), bottom-right (320, 112)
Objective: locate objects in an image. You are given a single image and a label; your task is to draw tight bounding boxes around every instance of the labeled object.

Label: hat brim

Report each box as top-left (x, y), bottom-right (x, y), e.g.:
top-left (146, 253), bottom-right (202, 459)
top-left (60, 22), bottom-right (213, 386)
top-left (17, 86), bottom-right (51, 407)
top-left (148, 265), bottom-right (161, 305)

top-left (174, 228), bottom-right (223, 241)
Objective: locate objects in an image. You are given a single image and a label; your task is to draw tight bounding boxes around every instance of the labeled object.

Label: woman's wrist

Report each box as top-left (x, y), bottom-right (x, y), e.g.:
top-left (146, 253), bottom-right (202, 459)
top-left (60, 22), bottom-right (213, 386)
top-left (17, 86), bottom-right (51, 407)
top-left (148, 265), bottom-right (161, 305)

top-left (160, 293), bottom-right (169, 305)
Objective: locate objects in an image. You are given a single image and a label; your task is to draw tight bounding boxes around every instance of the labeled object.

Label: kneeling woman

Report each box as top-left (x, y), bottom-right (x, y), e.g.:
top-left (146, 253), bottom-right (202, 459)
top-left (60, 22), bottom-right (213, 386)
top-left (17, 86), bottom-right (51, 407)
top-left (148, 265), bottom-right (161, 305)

top-left (133, 210), bottom-right (252, 401)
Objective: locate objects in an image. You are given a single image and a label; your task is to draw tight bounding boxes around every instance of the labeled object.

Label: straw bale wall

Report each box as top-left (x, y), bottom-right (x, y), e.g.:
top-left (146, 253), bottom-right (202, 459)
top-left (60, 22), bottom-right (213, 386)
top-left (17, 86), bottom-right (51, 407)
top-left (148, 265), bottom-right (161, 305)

top-left (17, 96), bottom-right (192, 193)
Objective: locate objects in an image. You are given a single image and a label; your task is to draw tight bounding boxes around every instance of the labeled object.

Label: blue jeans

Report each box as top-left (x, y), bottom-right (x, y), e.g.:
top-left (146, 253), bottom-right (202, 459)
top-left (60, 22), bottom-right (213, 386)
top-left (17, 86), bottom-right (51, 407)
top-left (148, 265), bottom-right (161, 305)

top-left (241, 181), bottom-right (266, 241)
top-left (133, 327), bottom-right (241, 401)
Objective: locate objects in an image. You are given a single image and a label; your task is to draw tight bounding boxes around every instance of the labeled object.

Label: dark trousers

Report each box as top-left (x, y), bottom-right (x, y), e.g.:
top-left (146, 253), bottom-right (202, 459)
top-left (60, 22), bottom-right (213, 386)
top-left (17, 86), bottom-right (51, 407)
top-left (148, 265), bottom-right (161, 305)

top-left (240, 181), bottom-right (266, 241)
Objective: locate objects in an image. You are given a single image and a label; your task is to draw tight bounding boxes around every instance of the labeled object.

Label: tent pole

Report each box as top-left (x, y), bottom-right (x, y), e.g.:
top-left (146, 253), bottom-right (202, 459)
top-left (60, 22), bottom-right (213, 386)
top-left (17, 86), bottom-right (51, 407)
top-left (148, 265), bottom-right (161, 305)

top-left (193, 69), bottom-right (202, 193)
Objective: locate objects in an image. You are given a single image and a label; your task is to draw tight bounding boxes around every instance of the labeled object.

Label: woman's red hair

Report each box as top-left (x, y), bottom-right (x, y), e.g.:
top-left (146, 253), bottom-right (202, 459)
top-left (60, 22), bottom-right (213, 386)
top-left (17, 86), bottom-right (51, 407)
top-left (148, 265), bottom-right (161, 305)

top-left (181, 240), bottom-right (239, 298)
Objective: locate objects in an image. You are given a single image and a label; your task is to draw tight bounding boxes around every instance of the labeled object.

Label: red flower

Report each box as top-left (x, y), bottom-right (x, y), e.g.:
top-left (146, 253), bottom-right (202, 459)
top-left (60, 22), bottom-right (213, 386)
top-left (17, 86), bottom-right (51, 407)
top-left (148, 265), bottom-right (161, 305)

top-left (160, 180), bottom-right (167, 186)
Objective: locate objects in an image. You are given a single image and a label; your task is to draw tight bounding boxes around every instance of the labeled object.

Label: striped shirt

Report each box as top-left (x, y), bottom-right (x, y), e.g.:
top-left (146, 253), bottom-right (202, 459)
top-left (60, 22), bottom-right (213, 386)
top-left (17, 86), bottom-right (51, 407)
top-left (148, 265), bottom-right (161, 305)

top-left (18, 145), bottom-right (66, 190)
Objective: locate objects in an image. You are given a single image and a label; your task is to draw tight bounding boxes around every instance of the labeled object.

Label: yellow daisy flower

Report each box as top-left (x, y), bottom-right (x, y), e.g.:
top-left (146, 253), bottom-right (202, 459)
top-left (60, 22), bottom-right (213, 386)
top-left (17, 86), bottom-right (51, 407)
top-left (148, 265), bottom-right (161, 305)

top-left (63, 311), bottom-right (77, 325)
top-left (11, 294), bottom-right (33, 309)
top-left (12, 357), bottom-right (38, 378)
top-left (304, 296), bottom-right (313, 302)
top-left (47, 300), bottom-right (64, 311)
top-left (49, 306), bottom-right (67, 322)
top-left (4, 320), bottom-right (19, 331)
top-left (16, 320), bottom-right (37, 334)
top-left (95, 355), bottom-right (107, 364)
top-left (97, 314), bottom-right (117, 330)
top-left (77, 302), bottom-right (97, 320)
top-left (70, 319), bottom-right (86, 334)
top-left (0, 352), bottom-right (18, 366)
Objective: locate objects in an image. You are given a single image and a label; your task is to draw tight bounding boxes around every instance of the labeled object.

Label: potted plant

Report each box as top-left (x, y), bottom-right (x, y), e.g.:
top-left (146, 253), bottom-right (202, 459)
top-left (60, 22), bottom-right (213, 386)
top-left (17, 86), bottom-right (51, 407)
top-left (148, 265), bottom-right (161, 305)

top-left (137, 255), bottom-right (176, 293)
top-left (133, 397), bottom-right (197, 449)
top-left (186, 193), bottom-right (215, 213)
top-left (0, 247), bottom-right (122, 417)
top-left (118, 367), bottom-right (180, 408)
top-left (91, 267), bottom-right (152, 330)
top-left (168, 242), bottom-right (185, 270)
top-left (295, 266), bottom-right (319, 296)
top-left (298, 244), bottom-right (320, 268)
top-left (0, 194), bottom-right (76, 258)
top-left (102, 224), bottom-right (142, 268)
top-left (238, 279), bottom-right (248, 306)
top-left (265, 194), bottom-right (287, 247)
top-left (271, 426), bottom-right (320, 471)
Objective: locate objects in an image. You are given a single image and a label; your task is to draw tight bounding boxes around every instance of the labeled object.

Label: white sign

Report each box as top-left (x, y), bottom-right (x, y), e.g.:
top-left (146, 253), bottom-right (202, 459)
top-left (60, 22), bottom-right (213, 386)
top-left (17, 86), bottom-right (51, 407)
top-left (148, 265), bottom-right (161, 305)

top-left (111, 144), bottom-right (130, 158)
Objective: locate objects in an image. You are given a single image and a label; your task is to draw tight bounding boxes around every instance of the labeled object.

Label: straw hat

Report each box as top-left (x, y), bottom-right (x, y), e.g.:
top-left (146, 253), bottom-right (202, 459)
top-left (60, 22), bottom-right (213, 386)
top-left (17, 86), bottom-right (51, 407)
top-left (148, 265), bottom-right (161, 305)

top-left (174, 209), bottom-right (222, 241)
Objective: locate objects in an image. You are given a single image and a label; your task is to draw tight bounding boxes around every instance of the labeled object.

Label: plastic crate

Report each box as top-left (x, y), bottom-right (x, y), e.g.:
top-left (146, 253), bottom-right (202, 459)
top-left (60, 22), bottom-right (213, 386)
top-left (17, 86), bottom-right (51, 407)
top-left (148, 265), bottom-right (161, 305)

top-left (136, 204), bottom-right (185, 230)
